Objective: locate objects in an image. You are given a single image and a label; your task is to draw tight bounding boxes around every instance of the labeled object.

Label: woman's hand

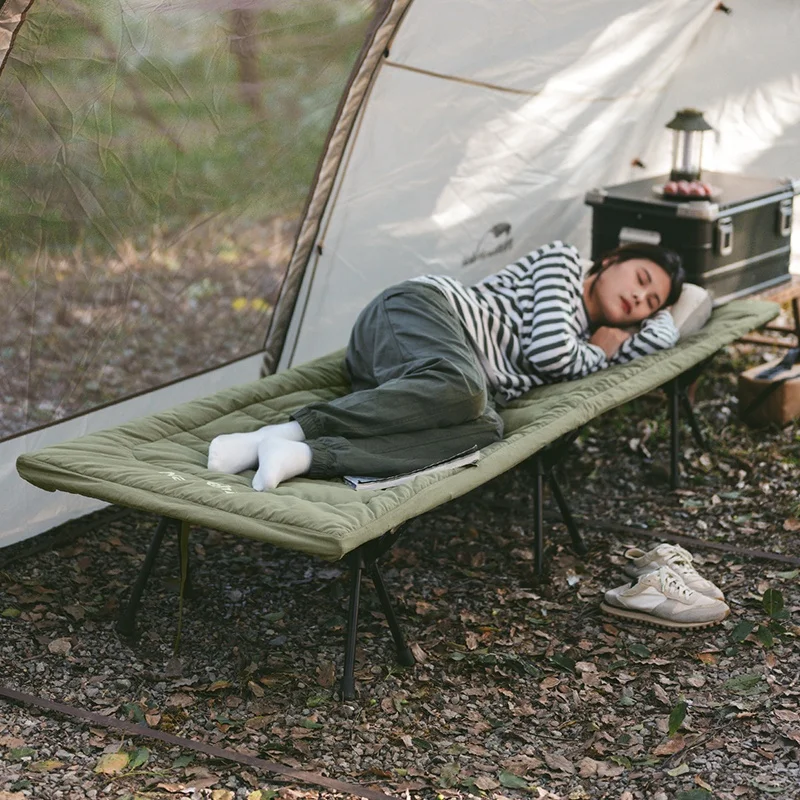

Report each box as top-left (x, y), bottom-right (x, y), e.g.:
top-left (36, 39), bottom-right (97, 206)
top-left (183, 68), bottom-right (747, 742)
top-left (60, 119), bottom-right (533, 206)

top-left (589, 326), bottom-right (632, 358)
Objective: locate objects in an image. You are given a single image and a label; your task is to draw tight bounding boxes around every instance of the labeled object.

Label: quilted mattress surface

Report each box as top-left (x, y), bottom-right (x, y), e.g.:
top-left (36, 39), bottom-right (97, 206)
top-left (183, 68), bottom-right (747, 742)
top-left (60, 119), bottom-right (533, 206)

top-left (17, 300), bottom-right (778, 560)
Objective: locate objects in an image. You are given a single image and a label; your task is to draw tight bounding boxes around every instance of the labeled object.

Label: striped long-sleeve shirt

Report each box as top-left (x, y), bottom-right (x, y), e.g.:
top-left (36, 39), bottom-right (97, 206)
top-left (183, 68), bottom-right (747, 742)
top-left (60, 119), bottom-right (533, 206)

top-left (414, 241), bottom-right (679, 404)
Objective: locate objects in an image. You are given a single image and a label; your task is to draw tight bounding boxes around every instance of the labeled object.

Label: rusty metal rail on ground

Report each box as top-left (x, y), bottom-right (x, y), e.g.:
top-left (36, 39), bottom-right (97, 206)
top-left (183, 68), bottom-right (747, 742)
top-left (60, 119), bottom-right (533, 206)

top-left (0, 686), bottom-right (397, 800)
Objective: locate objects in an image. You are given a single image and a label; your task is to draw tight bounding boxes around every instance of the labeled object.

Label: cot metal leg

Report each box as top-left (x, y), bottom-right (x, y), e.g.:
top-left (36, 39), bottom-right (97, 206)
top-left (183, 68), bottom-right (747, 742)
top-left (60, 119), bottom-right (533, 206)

top-left (532, 455), bottom-right (545, 576)
top-left (679, 388), bottom-right (707, 451)
top-left (547, 472), bottom-right (588, 556)
top-left (669, 379), bottom-right (680, 490)
top-left (117, 516), bottom-right (172, 636)
top-left (792, 298), bottom-right (800, 344)
top-left (369, 563), bottom-right (415, 667)
top-left (341, 551), bottom-right (364, 701)
top-left (175, 527), bottom-right (195, 599)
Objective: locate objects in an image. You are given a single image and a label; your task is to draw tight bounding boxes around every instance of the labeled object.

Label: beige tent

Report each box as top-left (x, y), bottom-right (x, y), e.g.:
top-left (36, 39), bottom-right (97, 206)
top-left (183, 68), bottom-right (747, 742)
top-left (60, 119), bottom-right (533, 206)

top-left (2, 0), bottom-right (799, 547)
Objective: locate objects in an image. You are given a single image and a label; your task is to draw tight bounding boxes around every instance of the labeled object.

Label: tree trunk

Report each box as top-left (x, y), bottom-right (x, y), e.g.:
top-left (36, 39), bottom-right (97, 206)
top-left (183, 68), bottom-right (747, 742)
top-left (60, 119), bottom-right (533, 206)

top-left (229, 8), bottom-right (264, 117)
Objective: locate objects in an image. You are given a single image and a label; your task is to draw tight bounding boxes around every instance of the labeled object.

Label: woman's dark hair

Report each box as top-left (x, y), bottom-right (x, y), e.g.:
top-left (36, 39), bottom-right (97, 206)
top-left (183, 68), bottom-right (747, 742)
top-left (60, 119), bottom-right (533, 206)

top-left (588, 242), bottom-right (685, 307)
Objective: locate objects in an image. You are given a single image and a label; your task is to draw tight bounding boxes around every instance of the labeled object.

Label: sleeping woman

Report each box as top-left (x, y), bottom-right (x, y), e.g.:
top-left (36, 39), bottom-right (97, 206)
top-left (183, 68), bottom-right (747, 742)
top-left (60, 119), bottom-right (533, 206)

top-left (207, 240), bottom-right (685, 489)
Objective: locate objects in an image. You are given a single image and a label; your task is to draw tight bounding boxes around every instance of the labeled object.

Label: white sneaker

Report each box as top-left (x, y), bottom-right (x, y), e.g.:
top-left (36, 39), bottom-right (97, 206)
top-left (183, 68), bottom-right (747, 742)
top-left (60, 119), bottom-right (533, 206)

top-left (601, 566), bottom-right (730, 629)
top-left (623, 543), bottom-right (724, 600)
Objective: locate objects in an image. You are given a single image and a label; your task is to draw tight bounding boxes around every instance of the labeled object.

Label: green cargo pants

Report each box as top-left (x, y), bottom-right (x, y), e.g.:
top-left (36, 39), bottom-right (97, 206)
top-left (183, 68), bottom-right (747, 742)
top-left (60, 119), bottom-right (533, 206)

top-left (292, 280), bottom-right (504, 477)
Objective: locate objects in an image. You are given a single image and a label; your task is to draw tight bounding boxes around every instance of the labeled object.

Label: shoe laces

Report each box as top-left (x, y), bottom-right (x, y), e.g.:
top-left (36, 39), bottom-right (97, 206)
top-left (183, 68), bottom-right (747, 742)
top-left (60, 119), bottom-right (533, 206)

top-left (660, 545), bottom-right (701, 578)
top-left (655, 567), bottom-right (694, 601)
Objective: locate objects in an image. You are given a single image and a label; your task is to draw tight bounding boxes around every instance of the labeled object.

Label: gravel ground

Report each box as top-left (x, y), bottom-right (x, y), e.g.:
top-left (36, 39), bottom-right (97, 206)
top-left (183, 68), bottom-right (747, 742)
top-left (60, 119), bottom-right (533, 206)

top-left (1, 343), bottom-right (799, 800)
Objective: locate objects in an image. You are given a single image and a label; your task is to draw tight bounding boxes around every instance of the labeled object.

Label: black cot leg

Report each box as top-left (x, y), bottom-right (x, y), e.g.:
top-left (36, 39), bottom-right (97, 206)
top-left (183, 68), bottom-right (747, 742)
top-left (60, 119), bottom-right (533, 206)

top-left (117, 516), bottom-right (172, 636)
top-left (679, 387), bottom-right (707, 451)
top-left (668, 378), bottom-right (680, 490)
top-left (547, 472), bottom-right (588, 556)
top-left (369, 563), bottom-right (415, 667)
top-left (175, 525), bottom-right (195, 599)
top-left (532, 455), bottom-right (545, 576)
top-left (341, 551), bottom-right (364, 700)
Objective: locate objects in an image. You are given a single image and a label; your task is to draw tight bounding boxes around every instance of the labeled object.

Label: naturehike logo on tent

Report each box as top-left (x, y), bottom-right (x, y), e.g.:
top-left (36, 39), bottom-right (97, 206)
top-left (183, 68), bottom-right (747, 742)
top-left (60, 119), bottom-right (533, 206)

top-left (462, 223), bottom-right (514, 266)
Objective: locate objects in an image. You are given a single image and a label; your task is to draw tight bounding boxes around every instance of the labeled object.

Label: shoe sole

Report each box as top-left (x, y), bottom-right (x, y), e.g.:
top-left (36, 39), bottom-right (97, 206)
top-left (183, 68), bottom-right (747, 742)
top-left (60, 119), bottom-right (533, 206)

top-left (600, 601), bottom-right (729, 630)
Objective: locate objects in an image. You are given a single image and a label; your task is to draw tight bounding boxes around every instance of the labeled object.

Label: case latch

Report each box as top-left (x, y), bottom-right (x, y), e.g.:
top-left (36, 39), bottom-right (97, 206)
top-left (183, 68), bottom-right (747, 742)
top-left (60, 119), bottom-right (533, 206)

top-left (778, 198), bottom-right (793, 237)
top-left (716, 217), bottom-right (734, 256)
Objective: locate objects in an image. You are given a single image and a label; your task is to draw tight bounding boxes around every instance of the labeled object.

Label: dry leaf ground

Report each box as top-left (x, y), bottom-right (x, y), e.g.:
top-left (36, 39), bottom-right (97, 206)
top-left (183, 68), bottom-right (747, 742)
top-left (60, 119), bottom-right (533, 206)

top-left (1, 343), bottom-right (799, 800)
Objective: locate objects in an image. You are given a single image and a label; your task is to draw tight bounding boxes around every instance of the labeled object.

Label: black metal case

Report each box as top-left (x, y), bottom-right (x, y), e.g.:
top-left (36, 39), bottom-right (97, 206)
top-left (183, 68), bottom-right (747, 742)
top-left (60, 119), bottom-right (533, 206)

top-left (585, 171), bottom-right (798, 302)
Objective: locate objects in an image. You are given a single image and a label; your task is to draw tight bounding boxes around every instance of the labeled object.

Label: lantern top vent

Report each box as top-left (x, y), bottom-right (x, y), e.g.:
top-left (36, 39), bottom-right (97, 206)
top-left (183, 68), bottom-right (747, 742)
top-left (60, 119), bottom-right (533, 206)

top-left (666, 108), bottom-right (713, 132)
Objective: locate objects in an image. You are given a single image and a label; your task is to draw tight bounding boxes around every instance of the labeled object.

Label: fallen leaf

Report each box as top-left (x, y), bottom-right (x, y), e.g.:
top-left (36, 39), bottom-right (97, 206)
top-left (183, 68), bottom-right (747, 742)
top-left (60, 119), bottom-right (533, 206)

top-left (653, 684), bottom-right (670, 705)
top-left (212, 791), bottom-right (235, 800)
top-left (6, 747), bottom-right (36, 761)
top-left (316, 661), bottom-right (335, 688)
top-left (578, 757), bottom-right (600, 778)
top-left (783, 518), bottom-right (800, 531)
top-left (48, 638), bottom-right (72, 655)
top-left (543, 752), bottom-right (575, 774)
top-left (28, 760), bottom-right (65, 772)
top-left (187, 777), bottom-right (219, 791)
top-left (0, 736), bottom-right (25, 748)
top-left (653, 734), bottom-right (686, 756)
top-left (128, 747), bottom-right (149, 769)
top-left (166, 692), bottom-right (195, 708)
top-left (498, 770), bottom-right (529, 788)
top-left (410, 642), bottom-right (427, 663)
top-left (247, 680), bottom-right (264, 697)
top-left (94, 752), bottom-right (130, 774)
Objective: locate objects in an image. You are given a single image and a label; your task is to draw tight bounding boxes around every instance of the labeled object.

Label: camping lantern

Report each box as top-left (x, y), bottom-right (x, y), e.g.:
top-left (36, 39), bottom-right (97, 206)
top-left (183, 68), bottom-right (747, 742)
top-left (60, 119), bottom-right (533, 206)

top-left (666, 109), bottom-right (713, 182)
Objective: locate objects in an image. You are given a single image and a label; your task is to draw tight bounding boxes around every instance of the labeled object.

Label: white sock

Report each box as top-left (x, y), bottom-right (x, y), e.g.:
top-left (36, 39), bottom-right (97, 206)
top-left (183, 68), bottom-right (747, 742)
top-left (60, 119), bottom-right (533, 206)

top-left (252, 439), bottom-right (313, 491)
top-left (207, 421), bottom-right (305, 474)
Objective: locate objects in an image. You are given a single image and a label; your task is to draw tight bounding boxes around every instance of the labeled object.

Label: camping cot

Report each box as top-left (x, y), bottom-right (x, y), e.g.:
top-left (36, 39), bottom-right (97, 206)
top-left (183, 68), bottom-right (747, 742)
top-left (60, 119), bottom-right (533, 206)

top-left (16, 297), bottom-right (778, 698)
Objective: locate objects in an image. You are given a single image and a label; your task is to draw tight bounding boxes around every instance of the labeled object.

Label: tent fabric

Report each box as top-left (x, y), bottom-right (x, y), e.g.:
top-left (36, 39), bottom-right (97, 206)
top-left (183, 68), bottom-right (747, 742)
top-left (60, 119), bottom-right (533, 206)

top-left (262, 0), bottom-right (410, 373)
top-left (271, 0), bottom-right (800, 371)
top-left (0, 0), bottom-right (375, 546)
top-left (3, 0), bottom-right (800, 550)
top-left (0, 0), bottom-right (30, 73)
top-left (17, 298), bottom-right (778, 562)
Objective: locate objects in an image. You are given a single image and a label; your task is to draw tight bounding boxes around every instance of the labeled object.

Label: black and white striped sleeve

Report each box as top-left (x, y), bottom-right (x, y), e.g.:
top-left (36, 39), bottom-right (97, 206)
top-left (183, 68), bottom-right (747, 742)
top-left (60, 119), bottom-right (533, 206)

top-left (522, 244), bottom-right (608, 379)
top-left (610, 310), bottom-right (679, 365)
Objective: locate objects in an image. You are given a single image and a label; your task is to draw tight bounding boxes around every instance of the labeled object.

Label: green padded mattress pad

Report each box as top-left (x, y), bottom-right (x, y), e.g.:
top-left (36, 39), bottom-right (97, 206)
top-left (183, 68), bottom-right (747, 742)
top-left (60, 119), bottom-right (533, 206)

top-left (17, 300), bottom-right (778, 561)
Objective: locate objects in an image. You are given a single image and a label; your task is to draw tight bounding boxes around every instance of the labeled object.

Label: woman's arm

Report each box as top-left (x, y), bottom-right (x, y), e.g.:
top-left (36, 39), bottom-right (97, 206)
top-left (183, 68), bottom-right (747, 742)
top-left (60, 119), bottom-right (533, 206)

top-left (609, 309), bottom-right (679, 364)
top-left (520, 243), bottom-right (610, 379)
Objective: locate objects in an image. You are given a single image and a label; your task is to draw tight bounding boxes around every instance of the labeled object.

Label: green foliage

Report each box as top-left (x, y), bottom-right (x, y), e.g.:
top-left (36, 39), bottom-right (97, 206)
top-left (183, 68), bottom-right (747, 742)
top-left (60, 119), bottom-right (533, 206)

top-left (762, 588), bottom-right (785, 618)
top-left (668, 700), bottom-right (688, 737)
top-left (723, 673), bottom-right (765, 696)
top-left (0, 0), bottom-right (372, 258)
top-left (728, 587), bottom-right (788, 650)
top-left (627, 642), bottom-right (651, 658)
top-left (498, 770), bottom-right (529, 789)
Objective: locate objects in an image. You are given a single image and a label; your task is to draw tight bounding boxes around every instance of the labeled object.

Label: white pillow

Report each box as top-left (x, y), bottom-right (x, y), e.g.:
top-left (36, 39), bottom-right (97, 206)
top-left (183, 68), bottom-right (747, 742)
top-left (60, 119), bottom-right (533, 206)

top-left (670, 283), bottom-right (712, 338)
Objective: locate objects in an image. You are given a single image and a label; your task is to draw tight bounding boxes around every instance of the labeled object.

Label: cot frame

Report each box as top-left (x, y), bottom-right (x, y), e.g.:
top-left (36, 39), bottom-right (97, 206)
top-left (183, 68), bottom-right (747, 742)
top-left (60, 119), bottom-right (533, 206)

top-left (114, 371), bottom-right (700, 699)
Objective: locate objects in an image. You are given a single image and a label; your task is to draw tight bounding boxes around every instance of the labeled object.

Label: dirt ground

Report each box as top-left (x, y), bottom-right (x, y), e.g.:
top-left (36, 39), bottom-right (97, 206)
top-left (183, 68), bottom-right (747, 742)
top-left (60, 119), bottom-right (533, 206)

top-left (1, 216), bottom-right (297, 440)
top-left (1, 344), bottom-right (799, 800)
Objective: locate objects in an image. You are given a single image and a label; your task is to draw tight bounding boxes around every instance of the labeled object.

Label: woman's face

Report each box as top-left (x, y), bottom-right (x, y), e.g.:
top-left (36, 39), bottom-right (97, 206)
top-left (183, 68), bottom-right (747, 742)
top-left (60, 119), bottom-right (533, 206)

top-left (591, 257), bottom-right (672, 326)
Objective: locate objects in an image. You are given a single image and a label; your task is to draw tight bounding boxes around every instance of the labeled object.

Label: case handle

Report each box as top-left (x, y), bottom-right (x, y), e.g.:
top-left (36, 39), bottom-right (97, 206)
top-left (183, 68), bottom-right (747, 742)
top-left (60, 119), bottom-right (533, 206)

top-left (778, 198), bottom-right (793, 237)
top-left (716, 217), bottom-right (734, 256)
